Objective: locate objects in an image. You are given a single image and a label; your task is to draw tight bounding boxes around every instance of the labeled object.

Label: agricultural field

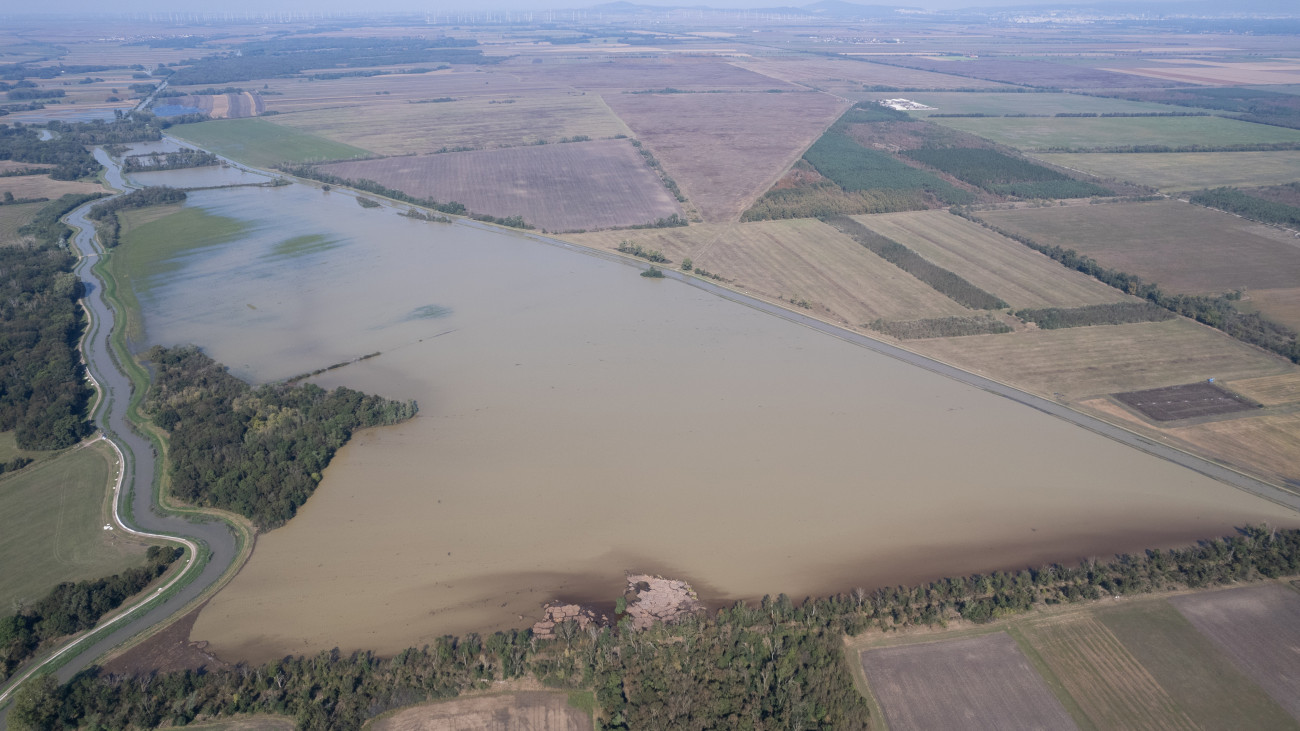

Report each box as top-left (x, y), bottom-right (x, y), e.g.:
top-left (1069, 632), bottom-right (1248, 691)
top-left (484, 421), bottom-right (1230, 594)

top-left (730, 57), bottom-right (1015, 92)
top-left (907, 318), bottom-right (1294, 401)
top-left (870, 56), bottom-right (1183, 89)
top-left (1018, 614), bottom-right (1197, 730)
top-left (902, 92), bottom-right (1196, 117)
top-left (175, 716), bottom-right (296, 731)
top-left (509, 57), bottom-right (800, 92)
top-left (981, 200), bottom-right (1300, 295)
top-left (266, 93), bottom-right (633, 156)
top-left (370, 692), bottom-right (593, 731)
top-left (1109, 60), bottom-right (1300, 86)
top-left (1113, 381), bottom-right (1258, 422)
top-left (1170, 412), bottom-right (1300, 489)
top-left (0, 441), bottom-right (149, 612)
top-left (1243, 288), bottom-right (1300, 333)
top-left (930, 115), bottom-right (1300, 151)
top-left (318, 139), bottom-right (683, 232)
top-left (0, 201), bottom-right (43, 244)
top-left (1170, 585), bottom-right (1300, 719)
top-left (603, 90), bottom-right (847, 222)
top-left (0, 174), bottom-right (103, 201)
top-left (170, 118), bottom-right (371, 168)
top-left (565, 218), bottom-right (972, 324)
top-left (255, 70), bottom-right (559, 115)
top-left (159, 92), bottom-right (264, 119)
top-left (854, 211), bottom-right (1136, 309)
top-left (1031, 151), bottom-right (1300, 192)
top-left (861, 632), bottom-right (1078, 731)
top-left (1225, 372), bottom-right (1300, 407)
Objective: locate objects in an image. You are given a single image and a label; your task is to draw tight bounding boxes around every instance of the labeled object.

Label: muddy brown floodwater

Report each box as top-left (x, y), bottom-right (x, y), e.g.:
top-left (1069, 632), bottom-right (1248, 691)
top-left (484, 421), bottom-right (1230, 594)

top-left (118, 176), bottom-right (1299, 664)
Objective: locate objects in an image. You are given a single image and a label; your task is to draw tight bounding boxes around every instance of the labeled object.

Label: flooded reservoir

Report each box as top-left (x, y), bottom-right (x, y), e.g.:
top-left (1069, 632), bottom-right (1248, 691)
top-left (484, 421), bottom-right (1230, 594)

top-left (118, 169), bottom-right (1300, 663)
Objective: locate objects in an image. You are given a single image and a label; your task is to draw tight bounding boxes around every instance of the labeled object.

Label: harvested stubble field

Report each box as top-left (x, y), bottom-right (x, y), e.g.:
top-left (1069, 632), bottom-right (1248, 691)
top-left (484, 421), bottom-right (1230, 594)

top-left (1170, 412), bottom-right (1300, 488)
top-left (905, 92), bottom-right (1190, 117)
top-left (1019, 614), bottom-right (1197, 730)
top-left (603, 90), bottom-right (847, 221)
top-left (730, 57), bottom-right (1013, 92)
top-left (1170, 585), bottom-right (1300, 720)
top-left (907, 319), bottom-right (1294, 401)
top-left (862, 632), bottom-right (1077, 731)
top-left (566, 218), bottom-right (971, 324)
top-left (982, 200), bottom-right (1300, 294)
top-left (1242, 288), bottom-right (1300, 333)
top-left (170, 118), bottom-right (371, 168)
top-left (1224, 372), bottom-right (1300, 407)
top-left (318, 140), bottom-right (682, 232)
top-left (1032, 151), bottom-right (1300, 192)
top-left (0, 441), bottom-right (149, 611)
top-left (872, 56), bottom-right (1188, 89)
top-left (0, 174), bottom-right (103, 201)
top-left (853, 211), bottom-right (1130, 309)
top-left (930, 115), bottom-right (1300, 152)
top-left (258, 71), bottom-right (561, 114)
top-left (269, 93), bottom-right (632, 156)
top-left (370, 692), bottom-right (593, 731)
top-left (1113, 381), bottom-right (1258, 422)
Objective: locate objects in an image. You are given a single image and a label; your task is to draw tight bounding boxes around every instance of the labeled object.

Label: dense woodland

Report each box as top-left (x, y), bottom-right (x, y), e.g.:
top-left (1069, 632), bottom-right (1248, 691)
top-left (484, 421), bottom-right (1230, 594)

top-left (824, 215), bottom-right (1006, 310)
top-left (143, 346), bottom-right (417, 530)
top-left (0, 194), bottom-right (103, 449)
top-left (903, 147), bottom-right (1112, 199)
top-left (87, 187), bottom-right (187, 249)
top-left (168, 37), bottom-right (488, 85)
top-left (0, 547), bottom-right (181, 685)
top-left (0, 125), bottom-right (99, 180)
top-left (10, 525), bottom-right (1300, 730)
top-left (1190, 186), bottom-right (1300, 229)
top-left (959, 210), bottom-right (1300, 362)
top-left (121, 148), bottom-right (218, 173)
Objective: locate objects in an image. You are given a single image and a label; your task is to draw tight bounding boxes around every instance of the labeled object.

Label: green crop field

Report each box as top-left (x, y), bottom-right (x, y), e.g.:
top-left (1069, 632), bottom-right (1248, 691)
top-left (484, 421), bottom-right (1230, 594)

top-left (1098, 600), bottom-right (1297, 729)
top-left (108, 206), bottom-right (247, 343)
top-left (906, 92), bottom-right (1199, 117)
top-left (0, 441), bottom-right (149, 611)
top-left (169, 118), bottom-right (371, 168)
top-left (929, 115), bottom-right (1300, 151)
top-left (1032, 151), bottom-right (1300, 191)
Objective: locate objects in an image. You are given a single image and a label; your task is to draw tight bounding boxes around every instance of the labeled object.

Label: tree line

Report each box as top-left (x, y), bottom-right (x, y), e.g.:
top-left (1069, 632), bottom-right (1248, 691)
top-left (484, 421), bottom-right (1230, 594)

top-left (867, 315), bottom-right (1011, 339)
top-left (0, 547), bottom-right (181, 684)
top-left (0, 194), bottom-right (103, 449)
top-left (87, 187), bottom-right (187, 249)
top-left (1015, 302), bottom-right (1175, 329)
top-left (143, 346), bottom-right (418, 530)
top-left (1189, 187), bottom-right (1300, 230)
top-left (955, 209), bottom-right (1300, 362)
top-left (824, 215), bottom-right (1007, 310)
top-left (11, 524), bottom-right (1300, 730)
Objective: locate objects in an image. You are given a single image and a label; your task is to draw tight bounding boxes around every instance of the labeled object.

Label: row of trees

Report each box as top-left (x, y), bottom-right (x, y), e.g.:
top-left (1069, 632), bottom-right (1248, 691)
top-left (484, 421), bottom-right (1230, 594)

top-left (143, 346), bottom-right (418, 530)
top-left (0, 194), bottom-right (103, 449)
top-left (120, 149), bottom-right (218, 173)
top-left (902, 147), bottom-right (1111, 199)
top-left (957, 209), bottom-right (1300, 362)
top-left (825, 215), bottom-right (1007, 310)
top-left (87, 187), bottom-right (187, 248)
top-left (0, 547), bottom-right (181, 684)
top-left (1015, 302), bottom-right (1175, 329)
top-left (12, 525), bottom-right (1300, 730)
top-left (1190, 186), bottom-right (1300, 229)
top-left (867, 314), bottom-right (1011, 339)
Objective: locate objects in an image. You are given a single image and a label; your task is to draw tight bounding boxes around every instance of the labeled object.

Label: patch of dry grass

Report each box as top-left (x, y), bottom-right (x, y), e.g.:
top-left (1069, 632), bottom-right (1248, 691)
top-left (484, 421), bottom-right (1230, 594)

top-left (1225, 373), bottom-right (1300, 406)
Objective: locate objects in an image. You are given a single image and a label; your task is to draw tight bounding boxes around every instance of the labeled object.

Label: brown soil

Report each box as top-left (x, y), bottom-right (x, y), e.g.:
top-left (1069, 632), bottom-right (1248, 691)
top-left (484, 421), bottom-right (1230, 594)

top-left (1113, 381), bottom-right (1259, 422)
top-left (102, 604), bottom-right (230, 676)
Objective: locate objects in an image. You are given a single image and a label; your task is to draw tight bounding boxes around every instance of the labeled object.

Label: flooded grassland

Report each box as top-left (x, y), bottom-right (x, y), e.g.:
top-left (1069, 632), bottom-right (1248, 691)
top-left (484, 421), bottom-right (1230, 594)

top-left (114, 173), bottom-right (1300, 664)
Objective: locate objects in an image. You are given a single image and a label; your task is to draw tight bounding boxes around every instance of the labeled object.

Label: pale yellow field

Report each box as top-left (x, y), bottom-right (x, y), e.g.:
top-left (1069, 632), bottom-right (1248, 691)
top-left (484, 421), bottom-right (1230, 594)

top-left (1171, 413), bottom-right (1300, 487)
top-left (1020, 614), bottom-right (1197, 731)
top-left (1225, 373), bottom-right (1300, 407)
top-left (854, 211), bottom-right (1133, 309)
top-left (268, 93), bottom-right (632, 155)
top-left (0, 175), bottom-right (104, 200)
top-left (908, 319), bottom-right (1295, 400)
top-left (566, 219), bottom-right (971, 324)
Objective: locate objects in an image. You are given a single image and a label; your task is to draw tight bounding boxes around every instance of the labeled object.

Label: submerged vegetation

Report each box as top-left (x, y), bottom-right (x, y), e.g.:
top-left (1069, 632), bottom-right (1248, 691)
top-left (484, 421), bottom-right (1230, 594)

top-left (143, 346), bottom-right (418, 530)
